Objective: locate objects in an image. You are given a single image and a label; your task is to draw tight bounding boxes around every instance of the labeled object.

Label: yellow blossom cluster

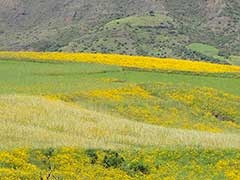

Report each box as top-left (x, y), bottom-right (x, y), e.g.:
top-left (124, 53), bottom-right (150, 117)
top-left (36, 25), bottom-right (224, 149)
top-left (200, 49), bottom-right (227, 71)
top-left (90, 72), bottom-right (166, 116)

top-left (216, 159), bottom-right (240, 180)
top-left (0, 147), bottom-right (239, 180)
top-left (81, 83), bottom-right (240, 133)
top-left (0, 149), bottom-right (39, 180)
top-left (0, 51), bottom-right (240, 73)
top-left (100, 78), bottom-right (125, 83)
top-left (88, 85), bottom-right (153, 101)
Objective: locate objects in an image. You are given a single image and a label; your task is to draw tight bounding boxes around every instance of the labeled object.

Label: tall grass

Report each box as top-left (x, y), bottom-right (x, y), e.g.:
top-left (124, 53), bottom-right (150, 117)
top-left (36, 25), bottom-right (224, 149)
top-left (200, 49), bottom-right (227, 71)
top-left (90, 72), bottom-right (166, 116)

top-left (0, 95), bottom-right (239, 150)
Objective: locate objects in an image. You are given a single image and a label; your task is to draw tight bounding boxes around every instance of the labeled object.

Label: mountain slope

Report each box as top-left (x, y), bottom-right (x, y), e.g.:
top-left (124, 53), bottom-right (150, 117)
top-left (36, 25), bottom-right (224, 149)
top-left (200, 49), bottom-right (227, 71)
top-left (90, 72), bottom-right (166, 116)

top-left (0, 0), bottom-right (239, 63)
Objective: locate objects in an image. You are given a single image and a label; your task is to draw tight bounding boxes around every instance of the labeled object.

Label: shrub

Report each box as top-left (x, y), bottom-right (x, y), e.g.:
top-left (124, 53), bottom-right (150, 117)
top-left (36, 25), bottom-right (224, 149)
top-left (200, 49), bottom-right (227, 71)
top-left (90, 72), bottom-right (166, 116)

top-left (129, 161), bottom-right (150, 174)
top-left (42, 148), bottom-right (55, 158)
top-left (102, 151), bottom-right (125, 168)
top-left (86, 149), bottom-right (98, 164)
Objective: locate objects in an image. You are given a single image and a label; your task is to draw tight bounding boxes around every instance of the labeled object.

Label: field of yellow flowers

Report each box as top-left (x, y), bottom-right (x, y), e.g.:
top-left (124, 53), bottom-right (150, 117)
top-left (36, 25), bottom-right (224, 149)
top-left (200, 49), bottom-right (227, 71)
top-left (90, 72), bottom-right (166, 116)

top-left (0, 51), bottom-right (240, 73)
top-left (0, 53), bottom-right (240, 179)
top-left (58, 83), bottom-right (240, 133)
top-left (0, 147), bottom-right (239, 180)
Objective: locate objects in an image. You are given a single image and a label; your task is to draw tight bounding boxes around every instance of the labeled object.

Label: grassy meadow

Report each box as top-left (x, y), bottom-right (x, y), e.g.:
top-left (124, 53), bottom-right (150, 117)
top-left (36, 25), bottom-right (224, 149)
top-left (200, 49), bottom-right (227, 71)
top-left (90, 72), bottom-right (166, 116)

top-left (0, 53), bottom-right (240, 179)
top-left (187, 43), bottom-right (240, 66)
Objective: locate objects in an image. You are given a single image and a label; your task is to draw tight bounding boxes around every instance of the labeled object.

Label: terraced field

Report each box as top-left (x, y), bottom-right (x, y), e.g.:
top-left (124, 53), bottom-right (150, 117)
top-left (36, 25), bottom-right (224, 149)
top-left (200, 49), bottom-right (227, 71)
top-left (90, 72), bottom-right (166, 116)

top-left (0, 53), bottom-right (240, 179)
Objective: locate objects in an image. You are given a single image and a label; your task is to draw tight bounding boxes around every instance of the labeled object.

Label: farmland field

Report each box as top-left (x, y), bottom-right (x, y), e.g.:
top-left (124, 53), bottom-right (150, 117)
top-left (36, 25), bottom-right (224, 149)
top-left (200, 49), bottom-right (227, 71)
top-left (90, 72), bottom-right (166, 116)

top-left (229, 56), bottom-right (240, 66)
top-left (0, 53), bottom-right (240, 179)
top-left (187, 43), bottom-right (220, 57)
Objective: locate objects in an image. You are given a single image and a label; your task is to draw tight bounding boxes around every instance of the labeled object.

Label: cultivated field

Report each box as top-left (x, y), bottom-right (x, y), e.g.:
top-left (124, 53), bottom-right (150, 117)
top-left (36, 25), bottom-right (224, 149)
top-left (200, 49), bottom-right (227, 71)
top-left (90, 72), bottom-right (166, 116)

top-left (0, 52), bottom-right (239, 179)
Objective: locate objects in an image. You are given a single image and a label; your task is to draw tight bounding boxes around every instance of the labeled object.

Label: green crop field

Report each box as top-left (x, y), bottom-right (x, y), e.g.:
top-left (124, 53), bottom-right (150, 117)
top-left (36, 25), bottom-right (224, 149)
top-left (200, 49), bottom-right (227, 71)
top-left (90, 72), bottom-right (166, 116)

top-left (187, 43), bottom-right (220, 57)
top-left (229, 56), bottom-right (240, 66)
top-left (187, 43), bottom-right (240, 66)
top-left (1, 59), bottom-right (239, 95)
top-left (0, 57), bottom-right (240, 179)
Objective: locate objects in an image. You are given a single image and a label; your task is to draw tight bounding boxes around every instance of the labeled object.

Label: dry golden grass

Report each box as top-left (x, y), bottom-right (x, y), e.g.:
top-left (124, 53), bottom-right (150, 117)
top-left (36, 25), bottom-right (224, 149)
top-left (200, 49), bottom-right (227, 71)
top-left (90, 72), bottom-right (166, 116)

top-left (0, 95), bottom-right (240, 150)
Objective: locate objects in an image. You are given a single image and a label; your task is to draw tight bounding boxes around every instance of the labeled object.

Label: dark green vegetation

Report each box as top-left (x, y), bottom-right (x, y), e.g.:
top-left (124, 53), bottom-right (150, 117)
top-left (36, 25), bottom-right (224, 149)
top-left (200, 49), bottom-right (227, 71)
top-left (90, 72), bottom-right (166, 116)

top-left (0, 0), bottom-right (240, 64)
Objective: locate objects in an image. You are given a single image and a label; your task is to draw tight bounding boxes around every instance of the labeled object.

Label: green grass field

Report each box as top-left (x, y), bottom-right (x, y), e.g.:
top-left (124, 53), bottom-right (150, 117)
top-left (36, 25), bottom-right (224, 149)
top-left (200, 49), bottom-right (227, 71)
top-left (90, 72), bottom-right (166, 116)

top-left (229, 56), bottom-right (240, 66)
top-left (187, 43), bottom-right (228, 62)
top-left (187, 43), bottom-right (240, 66)
top-left (0, 58), bottom-right (240, 179)
top-left (1, 60), bottom-right (239, 95)
top-left (187, 43), bottom-right (220, 57)
top-left (104, 14), bottom-right (174, 29)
